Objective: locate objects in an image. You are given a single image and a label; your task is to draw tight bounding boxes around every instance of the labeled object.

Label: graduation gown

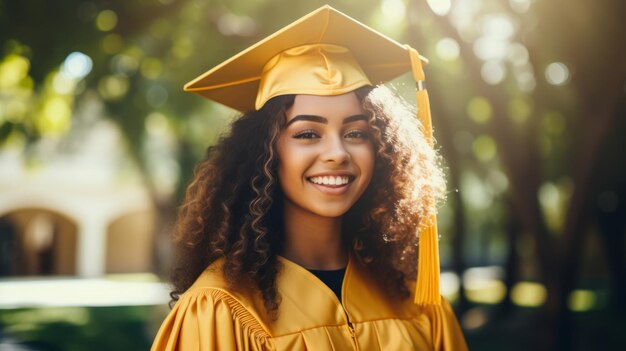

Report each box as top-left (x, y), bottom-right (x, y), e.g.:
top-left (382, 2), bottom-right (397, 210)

top-left (151, 255), bottom-right (468, 350)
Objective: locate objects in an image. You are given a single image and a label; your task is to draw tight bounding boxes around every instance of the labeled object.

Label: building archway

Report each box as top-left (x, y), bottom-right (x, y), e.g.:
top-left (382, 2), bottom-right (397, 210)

top-left (105, 209), bottom-right (155, 274)
top-left (0, 208), bottom-right (78, 276)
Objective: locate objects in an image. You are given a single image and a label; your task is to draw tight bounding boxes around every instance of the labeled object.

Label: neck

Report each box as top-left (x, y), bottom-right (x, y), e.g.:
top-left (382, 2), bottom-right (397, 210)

top-left (281, 200), bottom-right (347, 270)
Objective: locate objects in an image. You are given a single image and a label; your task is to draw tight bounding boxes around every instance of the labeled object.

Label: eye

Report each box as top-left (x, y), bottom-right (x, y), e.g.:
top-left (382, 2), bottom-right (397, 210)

top-left (293, 129), bottom-right (320, 139)
top-left (344, 129), bottom-right (369, 139)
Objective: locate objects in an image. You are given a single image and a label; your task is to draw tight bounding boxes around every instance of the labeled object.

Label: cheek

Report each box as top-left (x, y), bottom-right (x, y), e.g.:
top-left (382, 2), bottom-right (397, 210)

top-left (276, 143), bottom-right (313, 184)
top-left (351, 144), bottom-right (375, 180)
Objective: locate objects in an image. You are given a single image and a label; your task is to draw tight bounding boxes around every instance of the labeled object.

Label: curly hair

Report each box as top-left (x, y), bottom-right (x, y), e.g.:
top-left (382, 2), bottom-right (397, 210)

top-left (169, 85), bottom-right (446, 318)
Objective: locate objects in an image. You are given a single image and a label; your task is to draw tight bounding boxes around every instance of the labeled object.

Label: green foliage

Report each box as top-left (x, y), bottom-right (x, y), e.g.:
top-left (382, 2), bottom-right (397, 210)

top-left (0, 305), bottom-right (164, 351)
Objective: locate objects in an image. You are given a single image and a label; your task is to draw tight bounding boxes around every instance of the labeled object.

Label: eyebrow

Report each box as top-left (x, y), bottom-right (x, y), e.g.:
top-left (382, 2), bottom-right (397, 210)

top-left (285, 114), bottom-right (369, 127)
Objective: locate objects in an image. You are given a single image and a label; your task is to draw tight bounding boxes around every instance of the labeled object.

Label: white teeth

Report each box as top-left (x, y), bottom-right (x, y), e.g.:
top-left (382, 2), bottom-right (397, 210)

top-left (309, 176), bottom-right (350, 185)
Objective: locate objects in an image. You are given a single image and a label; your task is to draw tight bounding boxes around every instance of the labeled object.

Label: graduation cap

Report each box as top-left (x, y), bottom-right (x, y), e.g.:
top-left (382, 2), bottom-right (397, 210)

top-left (184, 5), bottom-right (441, 306)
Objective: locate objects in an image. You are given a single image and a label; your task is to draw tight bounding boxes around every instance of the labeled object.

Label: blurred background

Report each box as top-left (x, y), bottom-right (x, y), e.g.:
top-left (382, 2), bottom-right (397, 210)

top-left (1, 0), bottom-right (625, 350)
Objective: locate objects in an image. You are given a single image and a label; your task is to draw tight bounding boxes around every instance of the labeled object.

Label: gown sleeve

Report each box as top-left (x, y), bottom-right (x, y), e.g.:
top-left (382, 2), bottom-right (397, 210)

top-left (424, 297), bottom-right (469, 351)
top-left (151, 288), bottom-right (271, 351)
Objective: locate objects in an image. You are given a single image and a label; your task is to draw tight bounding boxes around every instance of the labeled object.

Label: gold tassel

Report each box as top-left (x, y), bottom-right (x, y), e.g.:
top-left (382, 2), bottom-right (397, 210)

top-left (407, 46), bottom-right (441, 306)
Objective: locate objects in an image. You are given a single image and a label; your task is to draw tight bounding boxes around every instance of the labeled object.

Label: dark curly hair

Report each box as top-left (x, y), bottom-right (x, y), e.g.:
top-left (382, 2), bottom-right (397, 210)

top-left (169, 85), bottom-right (446, 318)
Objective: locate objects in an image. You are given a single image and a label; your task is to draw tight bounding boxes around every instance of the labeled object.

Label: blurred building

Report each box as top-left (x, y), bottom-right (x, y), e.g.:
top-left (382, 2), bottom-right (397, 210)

top-left (0, 96), bottom-right (156, 279)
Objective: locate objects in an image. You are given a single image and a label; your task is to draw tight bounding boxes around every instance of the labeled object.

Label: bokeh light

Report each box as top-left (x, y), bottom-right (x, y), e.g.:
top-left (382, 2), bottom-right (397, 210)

top-left (508, 96), bottom-right (533, 124)
top-left (96, 10), bottom-right (118, 31)
top-left (463, 266), bottom-right (506, 304)
top-left (145, 112), bottom-right (169, 136)
top-left (481, 60), bottom-right (506, 85)
top-left (436, 37), bottom-right (460, 61)
top-left (380, 0), bottom-right (406, 22)
top-left (171, 36), bottom-right (194, 60)
top-left (474, 37), bottom-right (508, 61)
top-left (217, 13), bottom-right (256, 36)
top-left (472, 134), bottom-right (498, 162)
top-left (483, 15), bottom-right (515, 39)
top-left (461, 308), bottom-right (489, 330)
top-left (62, 52), bottom-right (93, 79)
top-left (467, 96), bottom-right (493, 123)
top-left (538, 182), bottom-right (560, 213)
top-left (545, 62), bottom-right (570, 85)
top-left (508, 42), bottom-right (529, 66)
top-left (449, 0), bottom-right (482, 38)
top-left (149, 18), bottom-right (172, 40)
top-left (37, 97), bottom-right (71, 135)
top-left (0, 54), bottom-right (30, 89)
top-left (140, 58), bottom-right (163, 79)
top-left (568, 290), bottom-right (597, 312)
top-left (52, 72), bottom-right (77, 94)
top-left (146, 85), bottom-right (168, 107)
top-left (461, 171), bottom-right (494, 208)
top-left (511, 282), bottom-right (547, 307)
top-left (509, 0), bottom-right (532, 13)
top-left (514, 65), bottom-right (537, 92)
top-left (487, 169), bottom-right (510, 194)
top-left (98, 75), bottom-right (129, 100)
top-left (427, 0), bottom-right (452, 16)
top-left (4, 100), bottom-right (28, 123)
top-left (111, 53), bottom-right (140, 77)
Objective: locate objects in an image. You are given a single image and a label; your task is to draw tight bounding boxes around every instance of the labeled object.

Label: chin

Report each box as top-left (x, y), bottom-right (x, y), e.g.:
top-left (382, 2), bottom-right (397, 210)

top-left (308, 203), bottom-right (354, 218)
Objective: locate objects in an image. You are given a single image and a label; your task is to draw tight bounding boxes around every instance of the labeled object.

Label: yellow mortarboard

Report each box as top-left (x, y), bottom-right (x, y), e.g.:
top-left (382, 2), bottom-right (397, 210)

top-left (185, 5), bottom-right (441, 306)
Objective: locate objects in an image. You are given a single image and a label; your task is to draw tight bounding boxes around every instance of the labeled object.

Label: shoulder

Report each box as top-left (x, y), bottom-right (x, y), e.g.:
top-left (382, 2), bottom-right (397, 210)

top-left (181, 259), bottom-right (270, 329)
top-left (151, 262), bottom-right (271, 350)
top-left (176, 286), bottom-right (270, 338)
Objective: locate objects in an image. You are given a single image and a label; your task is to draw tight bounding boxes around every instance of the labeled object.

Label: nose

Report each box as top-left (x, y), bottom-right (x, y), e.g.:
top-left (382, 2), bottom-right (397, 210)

top-left (320, 134), bottom-right (350, 164)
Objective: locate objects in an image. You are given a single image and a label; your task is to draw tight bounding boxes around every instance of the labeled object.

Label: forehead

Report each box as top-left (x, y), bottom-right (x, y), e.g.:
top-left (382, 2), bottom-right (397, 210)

top-left (286, 92), bottom-right (364, 120)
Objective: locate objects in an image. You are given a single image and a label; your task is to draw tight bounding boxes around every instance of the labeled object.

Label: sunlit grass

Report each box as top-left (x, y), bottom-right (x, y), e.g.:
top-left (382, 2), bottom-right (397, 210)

top-left (1, 307), bottom-right (89, 327)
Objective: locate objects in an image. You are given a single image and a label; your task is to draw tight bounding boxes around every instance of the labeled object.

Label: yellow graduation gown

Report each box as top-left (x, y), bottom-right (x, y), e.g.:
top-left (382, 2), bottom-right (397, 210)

top-left (151, 255), bottom-right (468, 350)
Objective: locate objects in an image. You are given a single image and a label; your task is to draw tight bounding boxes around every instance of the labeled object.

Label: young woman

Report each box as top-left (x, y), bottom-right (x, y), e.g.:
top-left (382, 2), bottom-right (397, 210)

top-left (152, 6), bottom-right (467, 351)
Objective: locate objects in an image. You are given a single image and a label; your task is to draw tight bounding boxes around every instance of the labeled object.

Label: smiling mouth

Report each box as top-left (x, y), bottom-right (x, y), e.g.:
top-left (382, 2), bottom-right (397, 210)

top-left (307, 175), bottom-right (355, 188)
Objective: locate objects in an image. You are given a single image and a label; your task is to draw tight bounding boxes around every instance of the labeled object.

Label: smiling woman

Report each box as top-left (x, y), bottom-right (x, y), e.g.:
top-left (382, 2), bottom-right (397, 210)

top-left (151, 5), bottom-right (467, 351)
